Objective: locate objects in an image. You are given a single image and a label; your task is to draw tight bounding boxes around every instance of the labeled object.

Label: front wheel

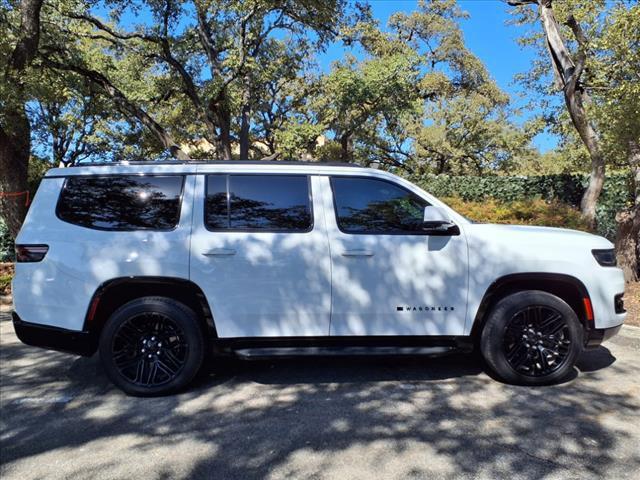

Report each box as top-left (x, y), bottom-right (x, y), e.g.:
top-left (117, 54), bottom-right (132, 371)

top-left (480, 290), bottom-right (583, 385)
top-left (99, 296), bottom-right (205, 396)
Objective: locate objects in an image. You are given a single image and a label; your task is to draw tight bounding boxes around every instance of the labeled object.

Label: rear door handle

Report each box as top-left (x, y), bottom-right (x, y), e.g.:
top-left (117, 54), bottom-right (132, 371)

top-left (202, 248), bottom-right (236, 256)
top-left (342, 249), bottom-right (374, 257)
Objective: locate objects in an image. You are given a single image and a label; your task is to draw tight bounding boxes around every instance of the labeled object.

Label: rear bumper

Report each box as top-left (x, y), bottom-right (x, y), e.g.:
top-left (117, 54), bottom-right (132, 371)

top-left (584, 324), bottom-right (623, 349)
top-left (12, 312), bottom-right (97, 357)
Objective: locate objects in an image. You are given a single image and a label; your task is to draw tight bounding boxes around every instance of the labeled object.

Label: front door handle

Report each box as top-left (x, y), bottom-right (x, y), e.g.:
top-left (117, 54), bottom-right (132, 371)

top-left (342, 249), bottom-right (374, 257)
top-left (202, 248), bottom-right (236, 256)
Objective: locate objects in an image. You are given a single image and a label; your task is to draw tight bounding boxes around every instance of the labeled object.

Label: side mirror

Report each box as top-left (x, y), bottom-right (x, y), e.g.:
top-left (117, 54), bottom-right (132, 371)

top-left (423, 206), bottom-right (460, 236)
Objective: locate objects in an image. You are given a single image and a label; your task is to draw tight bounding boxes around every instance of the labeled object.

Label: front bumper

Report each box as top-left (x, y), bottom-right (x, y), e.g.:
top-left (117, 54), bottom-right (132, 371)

top-left (12, 312), bottom-right (97, 356)
top-left (584, 324), bottom-right (623, 349)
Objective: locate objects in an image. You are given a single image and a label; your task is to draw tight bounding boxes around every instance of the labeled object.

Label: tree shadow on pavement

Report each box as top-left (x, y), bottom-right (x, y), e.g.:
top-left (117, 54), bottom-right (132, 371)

top-left (2, 318), bottom-right (639, 480)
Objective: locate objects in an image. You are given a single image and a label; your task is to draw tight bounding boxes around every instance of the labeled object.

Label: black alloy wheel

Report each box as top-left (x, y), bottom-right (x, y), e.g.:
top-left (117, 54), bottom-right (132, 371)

top-left (112, 312), bottom-right (188, 387)
top-left (503, 305), bottom-right (572, 377)
top-left (480, 290), bottom-right (583, 386)
top-left (99, 296), bottom-right (205, 396)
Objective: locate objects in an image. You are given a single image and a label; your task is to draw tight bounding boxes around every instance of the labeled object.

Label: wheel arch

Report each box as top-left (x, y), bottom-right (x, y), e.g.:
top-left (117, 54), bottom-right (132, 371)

top-left (470, 273), bottom-right (592, 341)
top-left (83, 276), bottom-right (217, 342)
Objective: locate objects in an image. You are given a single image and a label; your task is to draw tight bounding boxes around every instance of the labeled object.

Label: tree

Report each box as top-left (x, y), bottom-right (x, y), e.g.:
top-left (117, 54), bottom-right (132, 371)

top-left (29, 69), bottom-right (115, 166)
top-left (509, 0), bottom-right (639, 279)
top-left (59, 0), bottom-right (344, 160)
top-left (507, 0), bottom-right (606, 227)
top-left (0, 0), bottom-right (44, 238)
top-left (318, 0), bottom-right (535, 174)
top-left (598, 3), bottom-right (640, 281)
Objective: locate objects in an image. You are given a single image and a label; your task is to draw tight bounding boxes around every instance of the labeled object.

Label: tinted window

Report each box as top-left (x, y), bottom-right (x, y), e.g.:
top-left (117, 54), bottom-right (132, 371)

top-left (205, 175), bottom-right (312, 232)
top-left (205, 175), bottom-right (228, 229)
top-left (57, 175), bottom-right (183, 230)
top-left (331, 177), bottom-right (429, 234)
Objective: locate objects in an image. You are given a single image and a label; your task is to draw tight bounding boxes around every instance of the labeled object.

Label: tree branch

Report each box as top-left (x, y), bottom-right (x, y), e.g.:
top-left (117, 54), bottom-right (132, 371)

top-left (63, 12), bottom-right (158, 43)
top-left (41, 56), bottom-right (190, 160)
top-left (565, 14), bottom-right (587, 87)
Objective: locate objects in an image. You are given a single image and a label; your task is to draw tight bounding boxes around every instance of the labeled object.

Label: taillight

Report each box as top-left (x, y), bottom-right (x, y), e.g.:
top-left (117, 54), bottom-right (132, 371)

top-left (15, 244), bottom-right (49, 262)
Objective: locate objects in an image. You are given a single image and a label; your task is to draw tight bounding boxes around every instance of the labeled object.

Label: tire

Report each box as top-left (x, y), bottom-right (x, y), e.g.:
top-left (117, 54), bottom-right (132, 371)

top-left (99, 296), bottom-right (205, 396)
top-left (480, 290), bottom-right (583, 386)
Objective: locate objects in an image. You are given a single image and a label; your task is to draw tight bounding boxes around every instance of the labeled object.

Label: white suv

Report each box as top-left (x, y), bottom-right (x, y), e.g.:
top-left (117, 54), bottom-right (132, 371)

top-left (12, 161), bottom-right (626, 395)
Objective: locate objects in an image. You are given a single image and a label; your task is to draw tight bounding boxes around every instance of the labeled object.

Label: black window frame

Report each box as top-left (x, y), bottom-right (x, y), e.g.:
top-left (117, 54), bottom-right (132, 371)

top-left (55, 174), bottom-right (186, 232)
top-left (204, 173), bottom-right (315, 234)
top-left (329, 175), bottom-right (434, 236)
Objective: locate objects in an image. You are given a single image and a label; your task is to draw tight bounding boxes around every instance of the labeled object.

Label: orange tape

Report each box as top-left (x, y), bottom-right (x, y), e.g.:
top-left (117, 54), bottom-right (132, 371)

top-left (0, 191), bottom-right (30, 206)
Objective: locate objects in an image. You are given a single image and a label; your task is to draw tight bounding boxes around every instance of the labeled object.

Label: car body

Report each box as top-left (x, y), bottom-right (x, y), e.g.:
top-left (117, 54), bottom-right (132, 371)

top-left (12, 161), bottom-right (627, 395)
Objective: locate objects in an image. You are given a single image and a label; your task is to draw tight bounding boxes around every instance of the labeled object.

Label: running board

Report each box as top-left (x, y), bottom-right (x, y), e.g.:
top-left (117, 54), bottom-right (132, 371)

top-left (231, 346), bottom-right (455, 358)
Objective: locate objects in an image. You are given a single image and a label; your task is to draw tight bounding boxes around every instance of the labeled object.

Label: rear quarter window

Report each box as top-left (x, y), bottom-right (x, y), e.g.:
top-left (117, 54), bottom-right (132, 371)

top-left (56, 175), bottom-right (184, 231)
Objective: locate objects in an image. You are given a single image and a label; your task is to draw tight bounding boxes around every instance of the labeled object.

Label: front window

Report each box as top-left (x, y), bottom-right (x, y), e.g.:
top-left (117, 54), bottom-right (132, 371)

top-left (330, 177), bottom-right (429, 234)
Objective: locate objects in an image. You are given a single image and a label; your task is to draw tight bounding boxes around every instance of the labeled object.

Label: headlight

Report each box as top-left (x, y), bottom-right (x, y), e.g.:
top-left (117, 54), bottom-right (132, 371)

top-left (592, 249), bottom-right (617, 267)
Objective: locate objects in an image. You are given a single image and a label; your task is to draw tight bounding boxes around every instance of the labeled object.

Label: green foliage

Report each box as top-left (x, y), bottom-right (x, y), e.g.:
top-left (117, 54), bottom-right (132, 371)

top-left (413, 172), bottom-right (633, 238)
top-left (320, 0), bottom-right (538, 170)
top-left (0, 218), bottom-right (13, 262)
top-left (0, 274), bottom-right (11, 295)
top-left (443, 197), bottom-right (591, 232)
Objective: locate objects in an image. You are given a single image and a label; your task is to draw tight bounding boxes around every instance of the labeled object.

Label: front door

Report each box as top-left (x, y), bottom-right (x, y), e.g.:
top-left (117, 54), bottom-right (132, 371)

top-left (322, 175), bottom-right (468, 336)
top-left (190, 174), bottom-right (331, 337)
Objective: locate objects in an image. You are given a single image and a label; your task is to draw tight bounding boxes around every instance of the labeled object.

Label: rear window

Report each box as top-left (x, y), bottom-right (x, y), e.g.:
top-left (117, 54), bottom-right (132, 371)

top-left (205, 175), bottom-right (312, 232)
top-left (57, 175), bottom-right (184, 231)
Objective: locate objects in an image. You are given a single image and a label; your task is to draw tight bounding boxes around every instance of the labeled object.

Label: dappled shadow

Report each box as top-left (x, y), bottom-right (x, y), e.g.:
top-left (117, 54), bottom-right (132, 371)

top-left (2, 316), bottom-right (639, 479)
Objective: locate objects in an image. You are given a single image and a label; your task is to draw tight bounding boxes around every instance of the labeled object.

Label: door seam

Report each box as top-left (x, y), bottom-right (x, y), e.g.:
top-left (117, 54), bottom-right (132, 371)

top-left (317, 176), bottom-right (334, 336)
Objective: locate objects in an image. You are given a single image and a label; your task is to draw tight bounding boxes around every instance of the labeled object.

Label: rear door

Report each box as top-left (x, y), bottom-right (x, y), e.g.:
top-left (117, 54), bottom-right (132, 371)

top-left (322, 175), bottom-right (468, 336)
top-left (189, 174), bottom-right (331, 337)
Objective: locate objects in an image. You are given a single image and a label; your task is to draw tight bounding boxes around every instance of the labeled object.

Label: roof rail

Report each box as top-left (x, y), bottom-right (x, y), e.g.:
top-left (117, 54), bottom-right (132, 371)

top-left (71, 160), bottom-right (364, 168)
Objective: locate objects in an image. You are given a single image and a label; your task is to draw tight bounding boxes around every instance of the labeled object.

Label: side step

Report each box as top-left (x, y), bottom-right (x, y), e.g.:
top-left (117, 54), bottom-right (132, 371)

top-left (231, 346), bottom-right (455, 359)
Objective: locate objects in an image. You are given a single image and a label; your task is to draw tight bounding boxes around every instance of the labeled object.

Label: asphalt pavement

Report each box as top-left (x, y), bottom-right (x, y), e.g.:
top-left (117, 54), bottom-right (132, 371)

top-left (1, 311), bottom-right (639, 480)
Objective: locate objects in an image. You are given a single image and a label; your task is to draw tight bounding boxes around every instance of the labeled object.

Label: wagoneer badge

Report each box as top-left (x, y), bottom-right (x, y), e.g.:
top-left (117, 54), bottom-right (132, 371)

top-left (397, 306), bottom-right (455, 312)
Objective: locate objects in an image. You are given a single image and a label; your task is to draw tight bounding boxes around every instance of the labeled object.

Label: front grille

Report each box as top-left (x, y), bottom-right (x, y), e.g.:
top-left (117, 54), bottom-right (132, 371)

top-left (614, 294), bottom-right (625, 314)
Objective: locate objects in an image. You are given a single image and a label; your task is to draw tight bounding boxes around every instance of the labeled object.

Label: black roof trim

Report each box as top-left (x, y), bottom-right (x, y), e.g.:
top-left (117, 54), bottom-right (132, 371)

top-left (70, 160), bottom-right (364, 168)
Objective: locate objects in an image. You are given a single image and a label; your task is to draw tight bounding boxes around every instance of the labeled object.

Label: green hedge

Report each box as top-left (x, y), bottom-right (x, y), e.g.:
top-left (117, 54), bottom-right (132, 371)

top-left (0, 218), bottom-right (13, 262)
top-left (412, 172), bottom-right (633, 239)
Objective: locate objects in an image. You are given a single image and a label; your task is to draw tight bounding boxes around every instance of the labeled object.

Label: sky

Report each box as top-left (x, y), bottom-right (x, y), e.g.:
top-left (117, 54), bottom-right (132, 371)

top-left (318, 0), bottom-right (558, 152)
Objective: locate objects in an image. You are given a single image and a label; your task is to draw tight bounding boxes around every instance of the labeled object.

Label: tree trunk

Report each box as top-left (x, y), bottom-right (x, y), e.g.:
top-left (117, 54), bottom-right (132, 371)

top-left (0, 0), bottom-right (44, 238)
top-left (536, 1), bottom-right (606, 228)
top-left (0, 118), bottom-right (30, 239)
top-left (210, 101), bottom-right (233, 160)
top-left (615, 140), bottom-right (640, 282)
top-left (218, 115), bottom-right (233, 161)
top-left (615, 207), bottom-right (639, 282)
top-left (239, 75), bottom-right (251, 160)
top-left (340, 133), bottom-right (353, 162)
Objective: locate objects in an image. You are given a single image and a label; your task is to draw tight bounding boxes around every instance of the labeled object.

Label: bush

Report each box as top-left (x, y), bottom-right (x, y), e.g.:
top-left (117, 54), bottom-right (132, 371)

top-left (0, 274), bottom-right (11, 296)
top-left (412, 172), bottom-right (633, 239)
top-left (0, 218), bottom-right (13, 262)
top-left (442, 197), bottom-right (592, 231)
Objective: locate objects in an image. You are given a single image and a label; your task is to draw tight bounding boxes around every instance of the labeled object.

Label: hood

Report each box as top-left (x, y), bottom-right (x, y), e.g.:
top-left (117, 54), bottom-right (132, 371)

top-left (465, 223), bottom-right (613, 250)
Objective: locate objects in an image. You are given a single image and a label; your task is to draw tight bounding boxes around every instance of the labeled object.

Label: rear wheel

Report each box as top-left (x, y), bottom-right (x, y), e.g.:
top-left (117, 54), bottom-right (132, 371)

top-left (99, 296), bottom-right (205, 396)
top-left (480, 290), bottom-right (583, 385)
